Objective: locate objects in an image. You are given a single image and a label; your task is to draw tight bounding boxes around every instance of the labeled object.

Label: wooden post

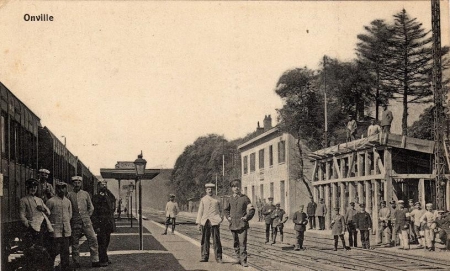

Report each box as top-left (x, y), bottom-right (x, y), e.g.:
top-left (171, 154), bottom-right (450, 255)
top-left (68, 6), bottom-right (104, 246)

top-left (325, 184), bottom-right (331, 230)
top-left (373, 180), bottom-right (380, 235)
top-left (314, 185), bottom-right (319, 202)
top-left (332, 182), bottom-right (338, 210)
top-left (384, 148), bottom-right (393, 202)
top-left (349, 182), bottom-right (356, 203)
top-left (419, 178), bottom-right (425, 207)
top-left (326, 160), bottom-right (331, 181)
top-left (340, 183), bottom-right (346, 212)
top-left (318, 162), bottom-right (324, 182)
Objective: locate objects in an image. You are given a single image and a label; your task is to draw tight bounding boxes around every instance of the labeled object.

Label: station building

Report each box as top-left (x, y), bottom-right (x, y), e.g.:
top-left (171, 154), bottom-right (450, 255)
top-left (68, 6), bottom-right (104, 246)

top-left (238, 115), bottom-right (313, 218)
top-left (309, 133), bottom-right (449, 231)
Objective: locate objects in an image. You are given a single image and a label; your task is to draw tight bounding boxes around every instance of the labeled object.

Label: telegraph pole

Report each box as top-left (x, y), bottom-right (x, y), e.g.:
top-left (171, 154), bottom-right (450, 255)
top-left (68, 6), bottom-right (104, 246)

top-left (323, 56), bottom-right (328, 147)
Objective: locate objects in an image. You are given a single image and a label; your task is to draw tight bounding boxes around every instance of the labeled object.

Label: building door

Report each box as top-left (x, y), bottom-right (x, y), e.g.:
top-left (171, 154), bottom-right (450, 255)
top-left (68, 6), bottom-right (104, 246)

top-left (280, 181), bottom-right (285, 209)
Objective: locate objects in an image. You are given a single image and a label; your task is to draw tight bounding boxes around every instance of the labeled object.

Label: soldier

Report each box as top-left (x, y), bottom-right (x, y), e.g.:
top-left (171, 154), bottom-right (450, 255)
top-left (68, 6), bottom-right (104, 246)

top-left (420, 203), bottom-right (440, 251)
top-left (67, 176), bottom-right (100, 268)
top-left (306, 196), bottom-right (317, 230)
top-left (262, 196), bottom-right (276, 244)
top-left (407, 199), bottom-right (416, 243)
top-left (435, 212), bottom-right (450, 251)
top-left (224, 179), bottom-right (255, 268)
top-left (354, 203), bottom-right (373, 249)
top-left (381, 104), bottom-right (393, 133)
top-left (315, 198), bottom-right (327, 230)
top-left (196, 183), bottom-right (223, 263)
top-left (163, 194), bottom-right (179, 235)
top-left (409, 202), bottom-right (425, 248)
top-left (377, 201), bottom-right (392, 246)
top-left (272, 203), bottom-right (288, 244)
top-left (92, 180), bottom-right (116, 267)
top-left (345, 202), bottom-right (358, 247)
top-left (292, 205), bottom-right (308, 251)
top-left (389, 200), bottom-right (398, 246)
top-left (46, 181), bottom-right (72, 271)
top-left (392, 200), bottom-right (410, 250)
top-left (38, 168), bottom-right (55, 203)
top-left (331, 207), bottom-right (349, 251)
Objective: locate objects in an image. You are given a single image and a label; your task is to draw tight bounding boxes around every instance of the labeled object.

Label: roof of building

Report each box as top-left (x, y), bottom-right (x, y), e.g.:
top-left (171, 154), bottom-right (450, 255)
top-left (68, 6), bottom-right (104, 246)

top-left (238, 126), bottom-right (280, 150)
top-left (309, 133), bottom-right (434, 160)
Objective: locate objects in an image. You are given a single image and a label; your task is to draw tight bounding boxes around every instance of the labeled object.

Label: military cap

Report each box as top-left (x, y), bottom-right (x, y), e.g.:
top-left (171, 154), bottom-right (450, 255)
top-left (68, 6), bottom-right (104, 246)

top-left (425, 203), bottom-right (433, 207)
top-left (350, 202), bottom-right (355, 206)
top-left (397, 200), bottom-right (405, 205)
top-left (169, 194), bottom-right (176, 198)
top-left (98, 179), bottom-right (107, 185)
top-left (71, 176), bottom-right (82, 181)
top-left (205, 183), bottom-right (215, 188)
top-left (334, 207), bottom-right (340, 210)
top-left (39, 169), bottom-right (50, 174)
top-left (389, 200), bottom-right (396, 205)
top-left (359, 203), bottom-right (366, 208)
top-left (414, 202), bottom-right (421, 206)
top-left (380, 201), bottom-right (386, 205)
top-left (299, 205), bottom-right (304, 209)
top-left (26, 178), bottom-right (39, 187)
top-left (268, 197), bottom-right (274, 200)
top-left (55, 181), bottom-right (67, 187)
top-left (408, 199), bottom-right (414, 202)
top-left (319, 198), bottom-right (324, 201)
top-left (275, 202), bottom-right (281, 206)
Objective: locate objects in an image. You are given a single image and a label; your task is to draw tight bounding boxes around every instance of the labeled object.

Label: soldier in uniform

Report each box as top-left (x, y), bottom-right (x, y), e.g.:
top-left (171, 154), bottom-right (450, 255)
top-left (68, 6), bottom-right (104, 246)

top-left (196, 183), bottom-right (223, 263)
top-left (331, 207), bottom-right (348, 251)
top-left (344, 202), bottom-right (358, 247)
top-left (261, 197), bottom-right (276, 244)
top-left (392, 200), bottom-right (410, 250)
top-left (306, 196), bottom-right (317, 230)
top-left (224, 179), bottom-right (255, 268)
top-left (38, 168), bottom-right (55, 203)
top-left (272, 203), bottom-right (288, 244)
top-left (409, 202), bottom-right (426, 248)
top-left (163, 194), bottom-right (179, 235)
top-left (377, 201), bottom-right (392, 246)
top-left (354, 203), bottom-right (373, 249)
top-left (292, 205), bottom-right (308, 251)
top-left (420, 203), bottom-right (440, 251)
top-left (315, 198), bottom-right (327, 230)
top-left (389, 200), bottom-right (399, 246)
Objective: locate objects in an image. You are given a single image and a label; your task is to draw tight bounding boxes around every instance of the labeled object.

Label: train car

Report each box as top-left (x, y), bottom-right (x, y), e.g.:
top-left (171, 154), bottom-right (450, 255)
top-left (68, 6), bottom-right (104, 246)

top-left (77, 160), bottom-right (97, 197)
top-left (0, 82), bottom-right (41, 270)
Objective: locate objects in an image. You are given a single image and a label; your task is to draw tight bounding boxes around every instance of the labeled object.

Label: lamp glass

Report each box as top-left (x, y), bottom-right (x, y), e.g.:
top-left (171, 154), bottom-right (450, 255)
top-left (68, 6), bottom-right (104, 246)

top-left (134, 155), bottom-right (147, 176)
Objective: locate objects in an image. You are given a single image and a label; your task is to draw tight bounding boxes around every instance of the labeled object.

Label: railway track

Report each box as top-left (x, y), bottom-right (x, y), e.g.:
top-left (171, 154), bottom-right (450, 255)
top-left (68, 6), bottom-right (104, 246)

top-left (144, 210), bottom-right (450, 271)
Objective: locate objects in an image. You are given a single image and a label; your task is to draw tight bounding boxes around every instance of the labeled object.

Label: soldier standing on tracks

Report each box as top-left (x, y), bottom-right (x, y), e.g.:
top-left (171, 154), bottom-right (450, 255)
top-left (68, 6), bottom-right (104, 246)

top-left (354, 203), bottom-right (373, 249)
top-left (345, 202), bottom-right (358, 248)
top-left (46, 181), bottom-right (72, 271)
top-left (196, 183), bottom-right (223, 263)
top-left (407, 199), bottom-right (417, 243)
top-left (389, 200), bottom-right (399, 246)
top-left (292, 205), bottom-right (308, 251)
top-left (331, 207), bottom-right (348, 251)
top-left (392, 200), bottom-right (410, 250)
top-left (409, 202), bottom-right (426, 248)
top-left (67, 176), bottom-right (100, 268)
top-left (92, 180), bottom-right (116, 267)
top-left (163, 194), bottom-right (179, 235)
top-left (224, 179), bottom-right (255, 268)
top-left (420, 203), bottom-right (440, 251)
top-left (262, 196), bottom-right (276, 244)
top-left (316, 198), bottom-right (327, 230)
top-left (272, 203), bottom-right (288, 244)
top-left (377, 201), bottom-right (392, 246)
top-left (306, 196), bottom-right (317, 230)
top-left (38, 168), bottom-right (55, 203)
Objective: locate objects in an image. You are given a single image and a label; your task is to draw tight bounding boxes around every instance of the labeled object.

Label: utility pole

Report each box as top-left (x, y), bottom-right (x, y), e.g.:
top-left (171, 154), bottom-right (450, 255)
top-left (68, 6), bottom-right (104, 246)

top-left (323, 56), bottom-right (328, 147)
top-left (431, 0), bottom-right (446, 210)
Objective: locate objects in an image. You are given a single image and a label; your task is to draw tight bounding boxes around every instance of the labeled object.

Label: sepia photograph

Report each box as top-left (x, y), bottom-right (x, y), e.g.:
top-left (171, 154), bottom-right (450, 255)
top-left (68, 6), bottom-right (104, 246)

top-left (0, 0), bottom-right (450, 270)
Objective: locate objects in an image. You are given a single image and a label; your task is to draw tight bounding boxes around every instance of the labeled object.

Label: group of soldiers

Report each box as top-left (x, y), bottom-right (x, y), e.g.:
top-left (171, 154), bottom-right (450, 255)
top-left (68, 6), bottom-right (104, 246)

top-left (19, 169), bottom-right (117, 271)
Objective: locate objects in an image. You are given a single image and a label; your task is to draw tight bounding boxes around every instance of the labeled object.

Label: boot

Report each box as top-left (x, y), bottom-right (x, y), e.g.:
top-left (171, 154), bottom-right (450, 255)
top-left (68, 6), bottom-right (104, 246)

top-left (334, 239), bottom-right (338, 251)
top-left (294, 244), bottom-right (300, 251)
top-left (429, 241), bottom-right (435, 251)
top-left (272, 232), bottom-right (277, 244)
top-left (270, 232), bottom-right (274, 243)
top-left (280, 234), bottom-right (284, 243)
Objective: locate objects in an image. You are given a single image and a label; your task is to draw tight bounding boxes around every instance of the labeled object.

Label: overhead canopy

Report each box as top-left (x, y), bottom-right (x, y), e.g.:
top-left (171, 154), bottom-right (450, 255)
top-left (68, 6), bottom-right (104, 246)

top-left (100, 168), bottom-right (161, 180)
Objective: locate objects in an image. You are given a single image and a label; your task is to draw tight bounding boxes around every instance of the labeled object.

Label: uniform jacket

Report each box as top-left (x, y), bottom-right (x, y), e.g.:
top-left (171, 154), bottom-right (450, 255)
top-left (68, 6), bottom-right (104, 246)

top-left (435, 215), bottom-right (450, 234)
top-left (420, 210), bottom-right (439, 229)
top-left (409, 209), bottom-right (425, 226)
top-left (292, 211), bottom-right (308, 232)
top-left (272, 208), bottom-right (287, 226)
top-left (261, 203), bottom-right (276, 224)
top-left (381, 109), bottom-right (393, 126)
top-left (331, 214), bottom-right (346, 235)
top-left (354, 211), bottom-right (372, 230)
top-left (224, 193), bottom-right (255, 231)
top-left (19, 195), bottom-right (52, 232)
top-left (344, 208), bottom-right (358, 224)
top-left (196, 195), bottom-right (223, 226)
top-left (46, 195), bottom-right (72, 238)
top-left (92, 191), bottom-right (116, 233)
top-left (392, 209), bottom-right (409, 228)
top-left (165, 201), bottom-right (179, 218)
top-left (306, 202), bottom-right (317, 216)
top-left (67, 190), bottom-right (95, 226)
top-left (315, 202), bottom-right (327, 217)
top-left (378, 207), bottom-right (391, 223)
top-left (38, 181), bottom-right (55, 203)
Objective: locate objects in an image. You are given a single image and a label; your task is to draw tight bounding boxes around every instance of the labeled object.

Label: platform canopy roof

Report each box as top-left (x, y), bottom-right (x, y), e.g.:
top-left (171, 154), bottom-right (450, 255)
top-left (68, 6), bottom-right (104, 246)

top-left (100, 168), bottom-right (160, 180)
top-left (309, 133), bottom-right (435, 160)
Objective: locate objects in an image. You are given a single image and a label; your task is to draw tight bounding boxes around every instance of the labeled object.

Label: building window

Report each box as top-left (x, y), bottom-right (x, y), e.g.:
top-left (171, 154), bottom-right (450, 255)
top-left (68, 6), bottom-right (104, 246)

top-left (260, 184), bottom-right (264, 200)
top-left (278, 140), bottom-right (286, 163)
top-left (270, 182), bottom-right (274, 199)
top-left (250, 153), bottom-right (256, 172)
top-left (269, 145), bottom-right (273, 166)
top-left (259, 149), bottom-right (264, 169)
top-left (243, 155), bottom-right (248, 174)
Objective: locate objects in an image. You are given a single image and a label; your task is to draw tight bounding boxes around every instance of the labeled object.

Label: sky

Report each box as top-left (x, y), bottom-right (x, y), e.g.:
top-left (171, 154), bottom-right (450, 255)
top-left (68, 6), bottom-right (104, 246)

top-left (0, 0), bottom-right (449, 175)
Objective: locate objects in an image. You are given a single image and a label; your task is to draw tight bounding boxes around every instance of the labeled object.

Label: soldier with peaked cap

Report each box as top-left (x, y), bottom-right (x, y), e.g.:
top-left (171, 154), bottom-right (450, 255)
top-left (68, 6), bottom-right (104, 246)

top-left (292, 204), bottom-right (308, 251)
top-left (46, 181), bottom-right (72, 271)
top-left (331, 207), bottom-right (348, 251)
top-left (272, 202), bottom-right (288, 244)
top-left (389, 200), bottom-right (399, 246)
top-left (306, 196), bottom-right (317, 230)
top-left (67, 176), bottom-right (100, 268)
top-left (354, 203), bottom-right (373, 249)
top-left (261, 196), bottom-right (276, 244)
top-left (315, 198), bottom-right (327, 230)
top-left (163, 193), bottom-right (179, 235)
top-left (409, 202), bottom-right (426, 248)
top-left (377, 200), bottom-right (392, 246)
top-left (196, 183), bottom-right (223, 263)
top-left (392, 200), bottom-right (410, 250)
top-left (345, 202), bottom-right (358, 247)
top-left (420, 203), bottom-right (440, 251)
top-left (38, 168), bottom-right (55, 203)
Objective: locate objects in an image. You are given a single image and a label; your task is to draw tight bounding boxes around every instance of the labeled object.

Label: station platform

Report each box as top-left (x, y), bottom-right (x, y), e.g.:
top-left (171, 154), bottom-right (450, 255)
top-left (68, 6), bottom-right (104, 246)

top-left (74, 217), bottom-right (256, 271)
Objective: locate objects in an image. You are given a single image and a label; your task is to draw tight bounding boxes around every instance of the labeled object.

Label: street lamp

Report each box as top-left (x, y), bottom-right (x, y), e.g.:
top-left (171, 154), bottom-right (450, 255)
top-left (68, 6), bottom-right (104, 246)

top-left (134, 151), bottom-right (147, 250)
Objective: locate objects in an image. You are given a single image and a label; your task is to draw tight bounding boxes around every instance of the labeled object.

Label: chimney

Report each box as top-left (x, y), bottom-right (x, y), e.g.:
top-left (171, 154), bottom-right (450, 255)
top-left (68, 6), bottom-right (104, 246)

top-left (264, 115), bottom-right (272, 131)
top-left (256, 121), bottom-right (264, 134)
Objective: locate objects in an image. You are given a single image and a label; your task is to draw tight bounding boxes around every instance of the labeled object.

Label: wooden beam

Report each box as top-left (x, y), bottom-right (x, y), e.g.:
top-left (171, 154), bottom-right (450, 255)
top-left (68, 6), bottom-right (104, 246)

top-left (384, 148), bottom-right (393, 202)
top-left (311, 161), bottom-right (318, 182)
top-left (333, 156), bottom-right (342, 180)
top-left (347, 153), bottom-right (355, 178)
top-left (391, 174), bottom-right (434, 179)
top-left (311, 174), bottom-right (385, 185)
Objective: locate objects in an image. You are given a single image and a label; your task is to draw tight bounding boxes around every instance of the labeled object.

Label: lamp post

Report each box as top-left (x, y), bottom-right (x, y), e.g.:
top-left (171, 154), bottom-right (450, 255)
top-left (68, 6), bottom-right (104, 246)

top-left (134, 151), bottom-right (147, 250)
top-left (128, 183), bottom-right (135, 228)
